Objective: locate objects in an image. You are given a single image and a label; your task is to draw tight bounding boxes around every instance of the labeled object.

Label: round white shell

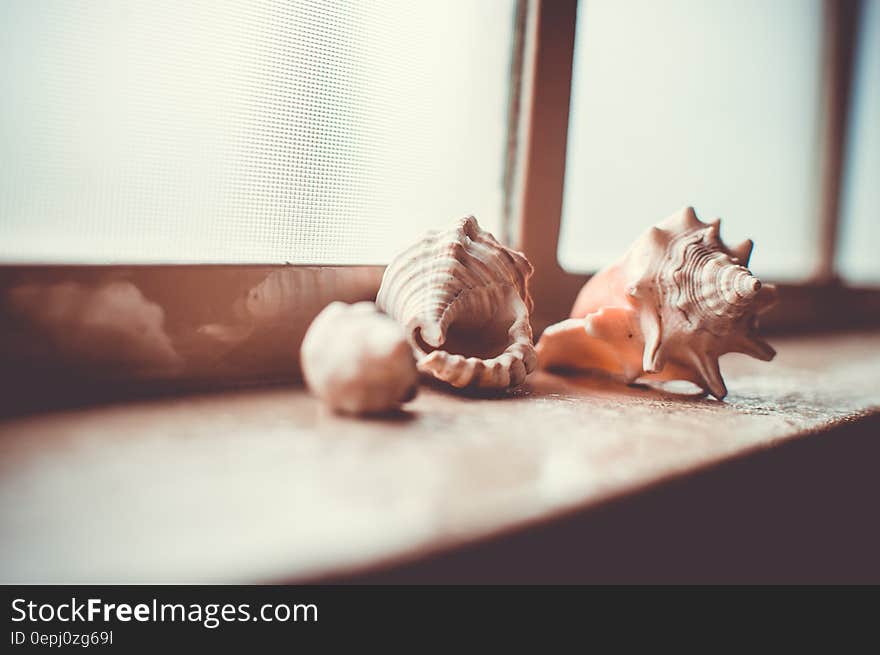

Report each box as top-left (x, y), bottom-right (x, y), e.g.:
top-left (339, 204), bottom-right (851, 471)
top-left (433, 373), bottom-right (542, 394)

top-left (377, 216), bottom-right (537, 389)
top-left (301, 301), bottom-right (418, 414)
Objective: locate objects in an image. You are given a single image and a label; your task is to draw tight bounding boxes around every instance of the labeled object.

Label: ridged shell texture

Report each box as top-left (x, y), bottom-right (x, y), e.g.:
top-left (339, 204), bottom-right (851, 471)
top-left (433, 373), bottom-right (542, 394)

top-left (536, 207), bottom-right (778, 399)
top-left (377, 216), bottom-right (536, 389)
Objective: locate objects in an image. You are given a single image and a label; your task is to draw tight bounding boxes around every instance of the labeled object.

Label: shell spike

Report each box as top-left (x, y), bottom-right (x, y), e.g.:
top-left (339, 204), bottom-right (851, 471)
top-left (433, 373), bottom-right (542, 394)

top-left (731, 239), bottom-right (754, 266)
top-left (732, 336), bottom-right (776, 361)
top-left (661, 206), bottom-right (703, 232)
top-left (681, 206), bottom-right (702, 228)
top-left (457, 215), bottom-right (480, 238)
top-left (648, 226), bottom-right (667, 246)
top-left (689, 350), bottom-right (727, 400)
top-left (706, 217), bottom-right (722, 240)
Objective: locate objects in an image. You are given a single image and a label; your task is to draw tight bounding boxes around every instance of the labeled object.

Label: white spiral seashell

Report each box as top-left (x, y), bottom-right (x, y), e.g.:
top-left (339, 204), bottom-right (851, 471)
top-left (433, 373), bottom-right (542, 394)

top-left (301, 301), bottom-right (418, 414)
top-left (376, 216), bottom-right (537, 389)
top-left (536, 207), bottom-right (778, 399)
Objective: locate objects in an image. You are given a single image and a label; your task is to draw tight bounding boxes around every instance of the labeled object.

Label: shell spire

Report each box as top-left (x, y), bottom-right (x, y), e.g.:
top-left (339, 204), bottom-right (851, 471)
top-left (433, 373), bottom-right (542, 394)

top-left (538, 207), bottom-right (778, 399)
top-left (377, 216), bottom-right (537, 389)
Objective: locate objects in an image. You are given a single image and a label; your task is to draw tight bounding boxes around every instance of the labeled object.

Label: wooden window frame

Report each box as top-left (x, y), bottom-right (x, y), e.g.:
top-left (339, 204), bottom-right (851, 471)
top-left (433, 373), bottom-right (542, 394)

top-left (0, 0), bottom-right (877, 410)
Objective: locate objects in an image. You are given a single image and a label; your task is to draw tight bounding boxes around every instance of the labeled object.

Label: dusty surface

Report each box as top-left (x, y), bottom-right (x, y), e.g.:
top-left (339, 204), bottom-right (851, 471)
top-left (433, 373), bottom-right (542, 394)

top-left (1, 332), bottom-right (878, 583)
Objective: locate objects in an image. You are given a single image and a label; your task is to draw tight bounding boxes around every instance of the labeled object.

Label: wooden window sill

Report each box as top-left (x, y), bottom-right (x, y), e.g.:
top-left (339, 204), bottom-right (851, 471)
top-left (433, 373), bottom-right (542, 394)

top-left (1, 331), bottom-right (878, 583)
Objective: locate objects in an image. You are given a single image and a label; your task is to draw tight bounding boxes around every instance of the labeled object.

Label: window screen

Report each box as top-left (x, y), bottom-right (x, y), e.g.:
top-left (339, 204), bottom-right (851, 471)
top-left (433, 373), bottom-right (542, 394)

top-left (0, 0), bottom-right (516, 264)
top-left (558, 0), bottom-right (822, 280)
top-left (840, 0), bottom-right (880, 284)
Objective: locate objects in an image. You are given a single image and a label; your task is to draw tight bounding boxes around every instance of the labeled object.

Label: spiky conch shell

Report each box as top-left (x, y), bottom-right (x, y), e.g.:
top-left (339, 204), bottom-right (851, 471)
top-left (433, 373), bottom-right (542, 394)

top-left (536, 207), bottom-right (778, 399)
top-left (376, 216), bottom-right (537, 389)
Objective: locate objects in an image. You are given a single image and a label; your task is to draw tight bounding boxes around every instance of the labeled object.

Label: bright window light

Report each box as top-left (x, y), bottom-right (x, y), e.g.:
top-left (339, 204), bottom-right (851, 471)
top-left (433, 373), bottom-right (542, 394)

top-left (0, 0), bottom-right (515, 264)
top-left (558, 0), bottom-right (823, 280)
top-left (840, 0), bottom-right (880, 284)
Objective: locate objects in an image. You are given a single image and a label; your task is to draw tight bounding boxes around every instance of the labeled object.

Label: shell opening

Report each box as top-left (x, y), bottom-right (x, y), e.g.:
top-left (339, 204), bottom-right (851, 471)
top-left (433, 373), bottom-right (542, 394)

top-left (414, 304), bottom-right (519, 360)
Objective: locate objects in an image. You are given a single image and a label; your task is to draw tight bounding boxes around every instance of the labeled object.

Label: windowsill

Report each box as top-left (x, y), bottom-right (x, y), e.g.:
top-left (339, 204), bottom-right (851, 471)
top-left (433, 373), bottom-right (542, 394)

top-left (1, 331), bottom-right (878, 584)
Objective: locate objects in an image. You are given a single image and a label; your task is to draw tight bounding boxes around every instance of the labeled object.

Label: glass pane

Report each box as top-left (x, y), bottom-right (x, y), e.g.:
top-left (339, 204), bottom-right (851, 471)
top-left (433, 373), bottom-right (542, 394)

top-left (558, 0), bottom-right (822, 280)
top-left (0, 0), bottom-right (515, 264)
top-left (840, 0), bottom-right (880, 284)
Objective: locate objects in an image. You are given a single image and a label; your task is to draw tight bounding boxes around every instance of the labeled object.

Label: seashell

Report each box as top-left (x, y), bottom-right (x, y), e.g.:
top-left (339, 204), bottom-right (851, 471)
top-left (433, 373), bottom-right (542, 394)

top-left (536, 207), bottom-right (778, 399)
top-left (301, 301), bottom-right (418, 414)
top-left (376, 215), bottom-right (537, 389)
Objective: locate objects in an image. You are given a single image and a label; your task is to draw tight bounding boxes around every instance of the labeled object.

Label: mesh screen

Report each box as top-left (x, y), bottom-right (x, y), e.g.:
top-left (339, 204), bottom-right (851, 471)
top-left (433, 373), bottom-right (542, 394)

top-left (0, 0), bottom-right (515, 264)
